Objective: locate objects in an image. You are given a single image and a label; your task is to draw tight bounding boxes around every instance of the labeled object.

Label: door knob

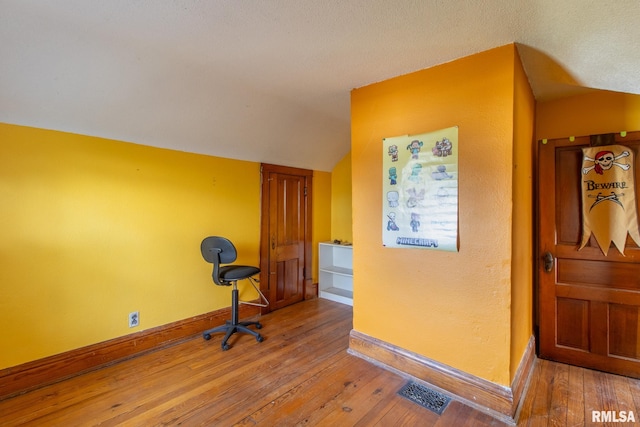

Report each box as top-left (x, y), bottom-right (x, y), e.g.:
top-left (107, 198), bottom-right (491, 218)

top-left (543, 251), bottom-right (554, 273)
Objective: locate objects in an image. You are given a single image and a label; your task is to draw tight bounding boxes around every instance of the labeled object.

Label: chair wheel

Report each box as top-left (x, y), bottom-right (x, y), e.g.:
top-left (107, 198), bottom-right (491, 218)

top-left (222, 343), bottom-right (230, 351)
top-left (256, 323), bottom-right (262, 329)
top-left (203, 334), bottom-right (211, 340)
top-left (256, 334), bottom-right (264, 343)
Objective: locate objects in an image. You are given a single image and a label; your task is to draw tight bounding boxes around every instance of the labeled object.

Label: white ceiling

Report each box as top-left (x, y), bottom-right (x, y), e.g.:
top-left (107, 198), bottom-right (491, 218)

top-left (2, 1), bottom-right (640, 171)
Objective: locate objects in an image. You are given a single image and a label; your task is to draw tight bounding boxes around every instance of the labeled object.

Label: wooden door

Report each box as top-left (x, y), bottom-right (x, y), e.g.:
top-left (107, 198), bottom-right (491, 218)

top-left (538, 132), bottom-right (640, 378)
top-left (260, 164), bottom-right (313, 312)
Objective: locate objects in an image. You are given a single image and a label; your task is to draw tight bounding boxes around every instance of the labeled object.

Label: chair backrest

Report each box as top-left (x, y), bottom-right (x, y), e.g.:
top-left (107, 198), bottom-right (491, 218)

top-left (201, 236), bottom-right (238, 286)
top-left (201, 236), bottom-right (237, 265)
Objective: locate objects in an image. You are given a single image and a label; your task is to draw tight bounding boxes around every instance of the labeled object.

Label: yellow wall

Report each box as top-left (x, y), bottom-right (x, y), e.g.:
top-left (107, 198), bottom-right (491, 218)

top-left (312, 170), bottom-right (332, 282)
top-left (0, 123), bottom-right (331, 369)
top-left (331, 152), bottom-right (353, 243)
top-left (351, 44), bottom-right (528, 386)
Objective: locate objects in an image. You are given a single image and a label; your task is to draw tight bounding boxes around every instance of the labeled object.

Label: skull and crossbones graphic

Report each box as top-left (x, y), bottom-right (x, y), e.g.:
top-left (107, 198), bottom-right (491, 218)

top-left (582, 150), bottom-right (630, 175)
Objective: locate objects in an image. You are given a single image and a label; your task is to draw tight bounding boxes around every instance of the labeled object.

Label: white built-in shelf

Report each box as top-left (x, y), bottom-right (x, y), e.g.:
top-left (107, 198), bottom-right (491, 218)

top-left (318, 242), bottom-right (353, 306)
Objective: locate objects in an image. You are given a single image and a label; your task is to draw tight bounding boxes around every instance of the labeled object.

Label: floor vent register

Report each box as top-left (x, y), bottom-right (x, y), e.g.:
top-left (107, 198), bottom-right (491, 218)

top-left (397, 381), bottom-right (451, 415)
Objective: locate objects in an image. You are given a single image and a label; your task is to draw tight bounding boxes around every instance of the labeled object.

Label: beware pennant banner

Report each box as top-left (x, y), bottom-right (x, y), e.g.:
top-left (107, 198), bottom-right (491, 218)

top-left (579, 144), bottom-right (640, 255)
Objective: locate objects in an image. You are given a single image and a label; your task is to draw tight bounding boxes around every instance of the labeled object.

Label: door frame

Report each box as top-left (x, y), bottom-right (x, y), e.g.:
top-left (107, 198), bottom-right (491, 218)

top-left (259, 163), bottom-right (313, 314)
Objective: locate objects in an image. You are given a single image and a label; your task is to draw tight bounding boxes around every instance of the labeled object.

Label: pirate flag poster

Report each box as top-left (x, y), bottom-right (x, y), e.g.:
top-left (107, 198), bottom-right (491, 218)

top-left (382, 127), bottom-right (459, 251)
top-left (580, 144), bottom-right (640, 255)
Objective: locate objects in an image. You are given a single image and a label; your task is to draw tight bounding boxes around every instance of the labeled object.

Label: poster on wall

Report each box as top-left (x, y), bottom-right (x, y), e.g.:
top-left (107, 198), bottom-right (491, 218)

top-left (382, 127), bottom-right (459, 251)
top-left (579, 144), bottom-right (640, 255)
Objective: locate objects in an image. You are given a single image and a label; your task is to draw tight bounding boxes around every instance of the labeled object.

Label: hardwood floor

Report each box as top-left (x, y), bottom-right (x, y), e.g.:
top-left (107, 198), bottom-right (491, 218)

top-left (1, 299), bottom-right (639, 426)
top-left (518, 358), bottom-right (640, 426)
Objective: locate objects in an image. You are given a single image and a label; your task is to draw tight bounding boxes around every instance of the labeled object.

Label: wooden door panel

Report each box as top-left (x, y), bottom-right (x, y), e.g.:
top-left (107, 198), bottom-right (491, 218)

top-left (556, 297), bottom-right (590, 350)
top-left (538, 133), bottom-right (640, 378)
top-left (609, 303), bottom-right (640, 360)
top-left (556, 284), bottom-right (640, 306)
top-left (556, 148), bottom-right (583, 244)
top-left (558, 258), bottom-right (640, 289)
top-left (277, 175), bottom-right (302, 242)
top-left (273, 258), bottom-right (300, 303)
top-left (276, 243), bottom-right (301, 261)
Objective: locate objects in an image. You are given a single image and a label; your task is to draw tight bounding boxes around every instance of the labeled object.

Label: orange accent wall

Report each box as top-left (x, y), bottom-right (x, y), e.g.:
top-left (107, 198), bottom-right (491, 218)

top-left (536, 90), bottom-right (640, 140)
top-left (350, 44), bottom-right (534, 386)
top-left (511, 48), bottom-right (536, 381)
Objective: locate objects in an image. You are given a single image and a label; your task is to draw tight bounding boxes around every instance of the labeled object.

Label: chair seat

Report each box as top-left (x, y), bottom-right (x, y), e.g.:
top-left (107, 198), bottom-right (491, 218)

top-left (219, 265), bottom-right (260, 284)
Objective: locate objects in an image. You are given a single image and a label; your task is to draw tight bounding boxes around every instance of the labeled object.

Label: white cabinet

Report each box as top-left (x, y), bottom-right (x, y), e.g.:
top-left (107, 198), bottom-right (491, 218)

top-left (318, 242), bottom-right (353, 306)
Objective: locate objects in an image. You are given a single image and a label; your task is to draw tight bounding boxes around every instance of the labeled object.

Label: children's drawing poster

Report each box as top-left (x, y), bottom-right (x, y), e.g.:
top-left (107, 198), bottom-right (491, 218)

top-left (383, 127), bottom-right (459, 251)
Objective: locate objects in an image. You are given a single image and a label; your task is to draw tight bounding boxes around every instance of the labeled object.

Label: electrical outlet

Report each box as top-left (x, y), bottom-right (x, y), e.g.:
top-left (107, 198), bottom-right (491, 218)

top-left (128, 311), bottom-right (139, 328)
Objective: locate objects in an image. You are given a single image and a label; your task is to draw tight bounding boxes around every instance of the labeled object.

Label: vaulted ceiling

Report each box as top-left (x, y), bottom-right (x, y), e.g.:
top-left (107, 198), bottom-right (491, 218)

top-left (2, 1), bottom-right (639, 171)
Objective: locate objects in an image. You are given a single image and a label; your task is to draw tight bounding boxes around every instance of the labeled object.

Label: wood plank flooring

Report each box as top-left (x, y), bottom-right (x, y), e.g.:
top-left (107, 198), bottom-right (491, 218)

top-left (1, 299), bottom-right (639, 426)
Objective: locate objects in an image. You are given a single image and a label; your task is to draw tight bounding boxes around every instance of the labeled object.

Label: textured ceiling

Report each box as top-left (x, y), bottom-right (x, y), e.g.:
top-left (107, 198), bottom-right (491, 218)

top-left (2, 1), bottom-right (640, 171)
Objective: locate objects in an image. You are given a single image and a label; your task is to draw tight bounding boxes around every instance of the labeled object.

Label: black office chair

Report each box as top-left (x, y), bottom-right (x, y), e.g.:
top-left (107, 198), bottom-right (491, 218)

top-left (201, 236), bottom-right (268, 350)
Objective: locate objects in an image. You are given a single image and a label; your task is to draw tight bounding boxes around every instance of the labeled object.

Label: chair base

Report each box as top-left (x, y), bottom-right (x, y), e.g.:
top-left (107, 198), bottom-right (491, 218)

top-left (202, 287), bottom-right (264, 351)
top-left (203, 320), bottom-right (263, 351)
